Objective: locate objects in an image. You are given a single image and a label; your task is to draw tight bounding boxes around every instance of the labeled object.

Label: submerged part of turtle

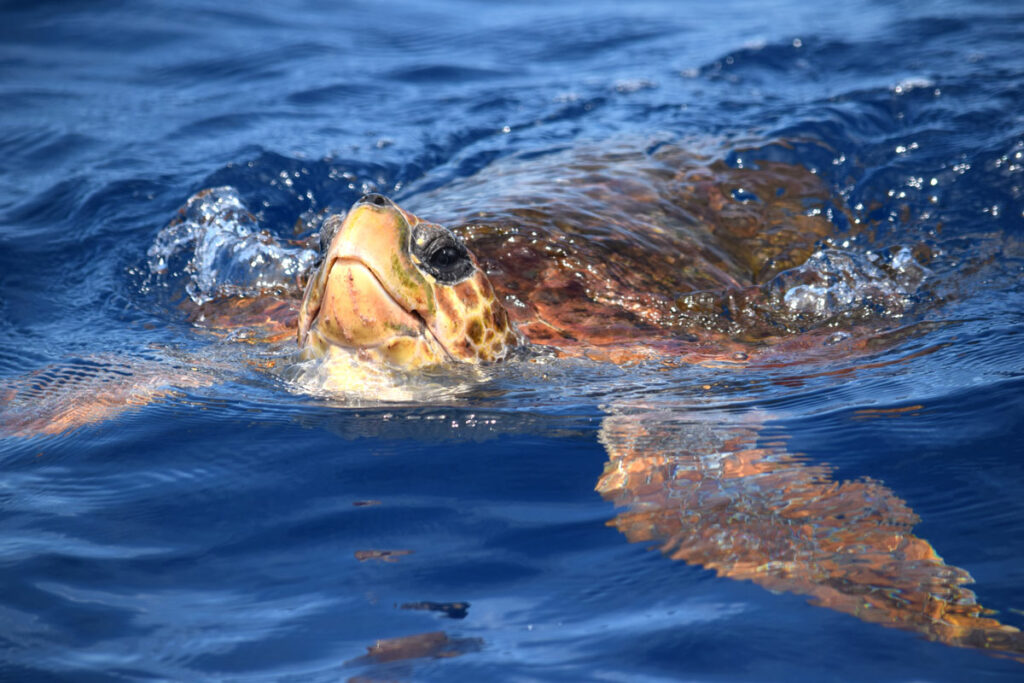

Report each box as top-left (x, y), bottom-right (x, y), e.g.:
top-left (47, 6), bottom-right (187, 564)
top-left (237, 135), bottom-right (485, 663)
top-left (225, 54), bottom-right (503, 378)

top-left (598, 407), bottom-right (1024, 656)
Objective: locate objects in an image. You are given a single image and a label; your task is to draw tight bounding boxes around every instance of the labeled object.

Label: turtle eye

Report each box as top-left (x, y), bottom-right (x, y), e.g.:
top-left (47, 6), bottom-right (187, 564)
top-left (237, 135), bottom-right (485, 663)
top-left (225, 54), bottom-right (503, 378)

top-left (428, 245), bottom-right (462, 270)
top-left (411, 223), bottom-right (475, 285)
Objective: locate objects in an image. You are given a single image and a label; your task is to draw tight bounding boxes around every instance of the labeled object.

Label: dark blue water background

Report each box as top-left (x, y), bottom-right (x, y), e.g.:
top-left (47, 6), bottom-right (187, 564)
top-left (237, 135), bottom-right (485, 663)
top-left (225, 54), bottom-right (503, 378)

top-left (1, 1), bottom-right (1023, 680)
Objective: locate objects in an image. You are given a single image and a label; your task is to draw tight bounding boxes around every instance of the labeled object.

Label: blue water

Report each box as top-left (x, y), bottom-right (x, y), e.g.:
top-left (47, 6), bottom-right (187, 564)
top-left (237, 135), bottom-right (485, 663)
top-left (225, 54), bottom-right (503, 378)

top-left (2, 1), bottom-right (1023, 680)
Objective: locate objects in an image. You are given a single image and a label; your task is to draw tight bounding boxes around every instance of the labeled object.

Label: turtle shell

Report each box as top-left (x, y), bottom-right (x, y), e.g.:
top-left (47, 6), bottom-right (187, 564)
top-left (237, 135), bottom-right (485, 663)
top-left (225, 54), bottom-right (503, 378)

top-left (409, 140), bottom-right (852, 354)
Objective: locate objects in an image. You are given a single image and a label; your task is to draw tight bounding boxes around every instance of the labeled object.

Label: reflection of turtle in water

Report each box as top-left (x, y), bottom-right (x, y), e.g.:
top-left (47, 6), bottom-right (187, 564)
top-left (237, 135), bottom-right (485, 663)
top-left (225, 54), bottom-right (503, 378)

top-left (3, 141), bottom-right (1022, 661)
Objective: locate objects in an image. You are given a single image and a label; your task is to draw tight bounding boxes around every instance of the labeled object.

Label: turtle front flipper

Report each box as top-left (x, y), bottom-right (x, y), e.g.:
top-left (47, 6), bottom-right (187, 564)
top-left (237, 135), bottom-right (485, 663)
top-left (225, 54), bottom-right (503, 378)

top-left (597, 408), bottom-right (1024, 660)
top-left (1, 354), bottom-right (213, 438)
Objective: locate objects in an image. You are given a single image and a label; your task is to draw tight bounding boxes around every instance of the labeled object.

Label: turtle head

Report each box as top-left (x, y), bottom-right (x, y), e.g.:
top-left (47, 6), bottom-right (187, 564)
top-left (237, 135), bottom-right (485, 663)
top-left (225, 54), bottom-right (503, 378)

top-left (298, 194), bottom-right (519, 368)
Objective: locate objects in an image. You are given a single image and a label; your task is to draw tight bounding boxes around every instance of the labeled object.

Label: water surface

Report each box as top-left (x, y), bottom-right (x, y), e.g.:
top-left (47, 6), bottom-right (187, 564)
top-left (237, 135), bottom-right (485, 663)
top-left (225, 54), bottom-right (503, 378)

top-left (1, 1), bottom-right (1023, 680)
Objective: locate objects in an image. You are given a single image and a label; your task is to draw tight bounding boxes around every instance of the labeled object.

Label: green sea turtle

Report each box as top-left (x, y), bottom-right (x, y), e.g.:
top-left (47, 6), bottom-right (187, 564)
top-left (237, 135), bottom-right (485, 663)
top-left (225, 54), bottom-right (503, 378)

top-left (3, 141), bottom-right (1022, 661)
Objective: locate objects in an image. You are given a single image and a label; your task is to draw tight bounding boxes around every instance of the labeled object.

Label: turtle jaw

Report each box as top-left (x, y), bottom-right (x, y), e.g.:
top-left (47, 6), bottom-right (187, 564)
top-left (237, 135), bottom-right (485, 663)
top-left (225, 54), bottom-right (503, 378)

top-left (305, 257), bottom-right (454, 367)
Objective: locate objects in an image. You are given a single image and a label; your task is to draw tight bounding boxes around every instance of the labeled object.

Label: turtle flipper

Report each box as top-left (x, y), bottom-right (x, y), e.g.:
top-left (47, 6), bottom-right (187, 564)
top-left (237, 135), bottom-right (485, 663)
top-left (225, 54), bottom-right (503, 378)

top-left (1, 354), bottom-right (213, 438)
top-left (597, 409), bottom-right (1024, 661)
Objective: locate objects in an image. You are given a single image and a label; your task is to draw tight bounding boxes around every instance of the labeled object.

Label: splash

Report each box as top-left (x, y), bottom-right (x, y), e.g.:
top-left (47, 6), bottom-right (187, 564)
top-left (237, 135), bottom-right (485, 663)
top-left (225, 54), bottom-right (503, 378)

top-left (675, 246), bottom-right (930, 338)
top-left (147, 187), bottom-right (317, 304)
top-left (773, 246), bottom-right (928, 323)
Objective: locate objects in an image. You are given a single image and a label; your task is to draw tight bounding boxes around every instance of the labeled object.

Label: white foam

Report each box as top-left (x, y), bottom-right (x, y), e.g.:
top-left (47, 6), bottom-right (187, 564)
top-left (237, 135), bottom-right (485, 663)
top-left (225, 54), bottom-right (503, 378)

top-left (777, 247), bottom-right (927, 321)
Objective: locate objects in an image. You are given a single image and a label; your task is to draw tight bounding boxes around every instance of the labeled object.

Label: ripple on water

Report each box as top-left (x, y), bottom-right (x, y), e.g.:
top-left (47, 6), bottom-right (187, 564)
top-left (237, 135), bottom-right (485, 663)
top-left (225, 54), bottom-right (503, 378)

top-left (0, 127), bottom-right (97, 175)
top-left (1, 584), bottom-right (337, 678)
top-left (2, 0), bottom-right (1024, 680)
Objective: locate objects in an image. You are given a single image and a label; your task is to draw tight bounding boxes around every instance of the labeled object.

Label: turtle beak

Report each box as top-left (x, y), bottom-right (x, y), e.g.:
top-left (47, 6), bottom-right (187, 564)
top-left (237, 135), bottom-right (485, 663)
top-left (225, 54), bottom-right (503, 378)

top-left (297, 195), bottom-right (449, 367)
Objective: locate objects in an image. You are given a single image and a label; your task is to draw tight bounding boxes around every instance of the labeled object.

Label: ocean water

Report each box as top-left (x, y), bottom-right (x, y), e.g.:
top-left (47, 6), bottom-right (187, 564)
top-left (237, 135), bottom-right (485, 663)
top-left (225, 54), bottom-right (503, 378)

top-left (1, 1), bottom-right (1023, 681)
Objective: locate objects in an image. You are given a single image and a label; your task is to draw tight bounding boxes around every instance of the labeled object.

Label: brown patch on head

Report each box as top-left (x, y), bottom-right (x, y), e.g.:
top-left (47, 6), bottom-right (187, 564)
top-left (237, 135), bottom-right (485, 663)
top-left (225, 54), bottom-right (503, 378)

top-left (454, 281), bottom-right (480, 309)
top-left (467, 318), bottom-right (484, 345)
top-left (421, 266), bottom-right (520, 363)
top-left (489, 305), bottom-right (508, 333)
top-left (433, 287), bottom-right (461, 331)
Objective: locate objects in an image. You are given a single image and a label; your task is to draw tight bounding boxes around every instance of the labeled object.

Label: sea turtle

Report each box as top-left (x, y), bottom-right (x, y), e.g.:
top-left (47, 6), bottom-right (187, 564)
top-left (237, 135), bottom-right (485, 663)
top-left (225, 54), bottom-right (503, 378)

top-left (2, 140), bottom-right (1022, 661)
